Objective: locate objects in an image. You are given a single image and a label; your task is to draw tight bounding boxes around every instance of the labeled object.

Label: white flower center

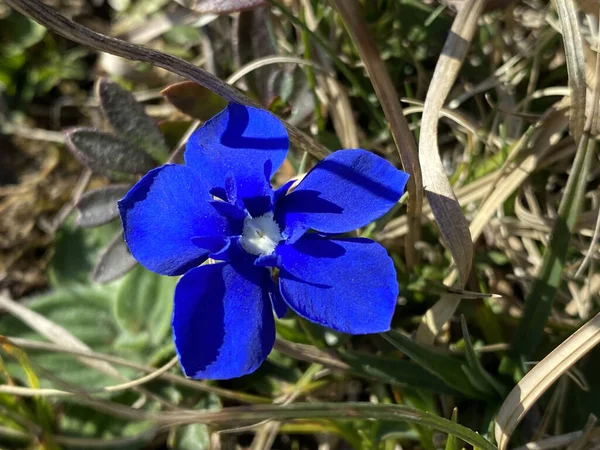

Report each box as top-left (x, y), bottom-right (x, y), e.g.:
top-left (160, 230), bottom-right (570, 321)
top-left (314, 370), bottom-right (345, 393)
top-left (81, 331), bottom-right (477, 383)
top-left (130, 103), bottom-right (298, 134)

top-left (240, 212), bottom-right (282, 256)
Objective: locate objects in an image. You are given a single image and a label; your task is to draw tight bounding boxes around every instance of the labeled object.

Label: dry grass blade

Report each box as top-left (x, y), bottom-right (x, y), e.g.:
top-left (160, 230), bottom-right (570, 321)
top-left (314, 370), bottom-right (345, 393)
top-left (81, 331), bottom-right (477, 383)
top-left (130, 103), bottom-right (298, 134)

top-left (226, 55), bottom-right (331, 85)
top-left (512, 29), bottom-right (600, 357)
top-left (8, 337), bottom-right (269, 403)
top-left (161, 403), bottom-right (497, 450)
top-left (417, 0), bottom-right (484, 286)
top-left (469, 106), bottom-right (569, 242)
top-left (415, 294), bottom-right (460, 344)
top-left (0, 293), bottom-right (119, 377)
top-left (378, 170), bottom-right (506, 241)
top-left (274, 339), bottom-right (349, 371)
top-left (331, 0), bottom-right (423, 268)
top-left (494, 312), bottom-right (600, 450)
top-left (512, 430), bottom-right (583, 450)
top-left (414, 0), bottom-right (485, 344)
top-left (575, 192), bottom-right (600, 277)
top-left (3, 0), bottom-right (331, 161)
top-left (173, 0), bottom-right (265, 14)
top-left (554, 0), bottom-right (587, 142)
top-left (566, 415), bottom-right (597, 450)
top-left (0, 356), bottom-right (178, 396)
top-left (0, 295), bottom-right (180, 410)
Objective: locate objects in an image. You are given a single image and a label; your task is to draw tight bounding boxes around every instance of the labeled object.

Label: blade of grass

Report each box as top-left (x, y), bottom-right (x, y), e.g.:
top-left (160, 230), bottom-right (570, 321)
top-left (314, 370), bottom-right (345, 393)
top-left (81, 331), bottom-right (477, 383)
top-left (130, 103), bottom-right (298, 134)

top-left (460, 316), bottom-right (508, 397)
top-left (0, 377), bottom-right (497, 450)
top-left (495, 312), bottom-right (600, 450)
top-left (0, 340), bottom-right (55, 439)
top-left (512, 46), bottom-right (599, 358)
top-left (331, 0), bottom-right (423, 268)
top-left (415, 294), bottom-right (461, 345)
top-left (159, 403), bottom-right (498, 450)
top-left (554, 0), bottom-right (587, 143)
top-left (382, 331), bottom-right (488, 399)
top-left (418, 0), bottom-right (485, 285)
top-left (413, 0), bottom-right (486, 344)
top-left (445, 408), bottom-right (459, 450)
top-left (339, 351), bottom-right (461, 395)
top-left (274, 339), bottom-right (458, 394)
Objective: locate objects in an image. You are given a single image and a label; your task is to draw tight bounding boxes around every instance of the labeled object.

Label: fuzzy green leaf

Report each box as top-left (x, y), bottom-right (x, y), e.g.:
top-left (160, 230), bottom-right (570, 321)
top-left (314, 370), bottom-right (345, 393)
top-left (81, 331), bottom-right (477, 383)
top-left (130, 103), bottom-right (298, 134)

top-left (114, 265), bottom-right (177, 347)
top-left (98, 78), bottom-right (170, 162)
top-left (66, 128), bottom-right (156, 176)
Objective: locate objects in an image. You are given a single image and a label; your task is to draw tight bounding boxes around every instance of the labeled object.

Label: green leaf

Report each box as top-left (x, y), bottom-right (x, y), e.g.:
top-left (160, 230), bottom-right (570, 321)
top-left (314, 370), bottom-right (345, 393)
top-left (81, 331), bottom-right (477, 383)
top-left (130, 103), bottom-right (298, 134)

top-left (339, 350), bottom-right (459, 395)
top-left (92, 233), bottom-right (138, 284)
top-left (161, 81), bottom-right (227, 121)
top-left (76, 184), bottom-right (131, 228)
top-left (113, 331), bottom-right (151, 352)
top-left (175, 423), bottom-right (210, 450)
top-left (173, 395), bottom-right (221, 449)
top-left (383, 331), bottom-right (488, 398)
top-left (49, 219), bottom-right (121, 288)
top-left (114, 265), bottom-right (177, 347)
top-left (234, 7), bottom-right (278, 103)
top-left (512, 129), bottom-right (596, 359)
top-left (399, 389), bottom-right (438, 450)
top-left (66, 128), bottom-right (156, 176)
top-left (97, 79), bottom-right (170, 163)
top-left (60, 401), bottom-right (157, 447)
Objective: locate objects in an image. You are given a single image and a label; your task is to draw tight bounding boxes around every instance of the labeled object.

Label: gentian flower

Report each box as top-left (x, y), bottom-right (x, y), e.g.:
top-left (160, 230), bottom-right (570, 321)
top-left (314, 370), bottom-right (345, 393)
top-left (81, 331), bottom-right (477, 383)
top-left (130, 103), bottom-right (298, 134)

top-left (118, 103), bottom-right (409, 380)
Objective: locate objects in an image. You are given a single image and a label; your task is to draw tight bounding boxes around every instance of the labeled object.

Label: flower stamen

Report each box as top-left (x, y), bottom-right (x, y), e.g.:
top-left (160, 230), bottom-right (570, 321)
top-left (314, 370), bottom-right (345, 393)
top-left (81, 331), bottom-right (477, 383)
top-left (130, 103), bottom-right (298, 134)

top-left (240, 212), bottom-right (282, 256)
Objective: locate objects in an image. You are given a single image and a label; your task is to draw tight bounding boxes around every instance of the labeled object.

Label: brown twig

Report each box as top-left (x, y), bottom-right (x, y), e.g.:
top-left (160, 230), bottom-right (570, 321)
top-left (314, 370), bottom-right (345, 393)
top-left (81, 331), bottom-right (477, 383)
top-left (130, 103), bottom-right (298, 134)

top-left (4, 0), bottom-right (330, 161)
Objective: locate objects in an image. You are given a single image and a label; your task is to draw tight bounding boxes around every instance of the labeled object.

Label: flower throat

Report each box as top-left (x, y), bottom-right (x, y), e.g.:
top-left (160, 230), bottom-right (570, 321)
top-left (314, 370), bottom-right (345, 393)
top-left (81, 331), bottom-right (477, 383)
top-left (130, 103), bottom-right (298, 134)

top-left (240, 211), bottom-right (282, 256)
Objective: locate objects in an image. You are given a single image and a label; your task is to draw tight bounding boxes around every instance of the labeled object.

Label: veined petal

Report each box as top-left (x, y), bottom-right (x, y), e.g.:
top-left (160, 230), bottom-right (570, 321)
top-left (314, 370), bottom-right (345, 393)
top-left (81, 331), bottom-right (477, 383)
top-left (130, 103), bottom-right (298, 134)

top-left (277, 235), bottom-right (398, 334)
top-left (118, 164), bottom-right (230, 276)
top-left (185, 103), bottom-right (289, 199)
top-left (276, 149), bottom-right (409, 238)
top-left (172, 261), bottom-right (275, 380)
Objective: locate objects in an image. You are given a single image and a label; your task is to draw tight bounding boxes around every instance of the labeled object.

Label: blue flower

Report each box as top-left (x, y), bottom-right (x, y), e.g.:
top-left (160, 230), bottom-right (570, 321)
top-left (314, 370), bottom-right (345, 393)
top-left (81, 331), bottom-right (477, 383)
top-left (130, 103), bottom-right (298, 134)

top-left (118, 103), bottom-right (409, 380)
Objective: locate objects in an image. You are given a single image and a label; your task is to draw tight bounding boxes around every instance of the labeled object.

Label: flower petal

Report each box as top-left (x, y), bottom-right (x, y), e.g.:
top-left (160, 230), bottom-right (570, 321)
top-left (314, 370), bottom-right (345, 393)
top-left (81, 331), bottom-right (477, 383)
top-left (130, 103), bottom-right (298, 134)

top-left (277, 149), bottom-right (409, 238)
top-left (172, 261), bottom-right (275, 379)
top-left (277, 235), bottom-right (398, 334)
top-left (118, 164), bottom-right (230, 276)
top-left (268, 278), bottom-right (288, 319)
top-left (185, 103), bottom-right (289, 199)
